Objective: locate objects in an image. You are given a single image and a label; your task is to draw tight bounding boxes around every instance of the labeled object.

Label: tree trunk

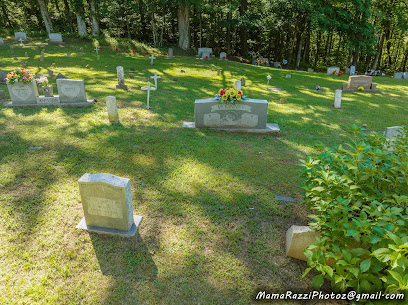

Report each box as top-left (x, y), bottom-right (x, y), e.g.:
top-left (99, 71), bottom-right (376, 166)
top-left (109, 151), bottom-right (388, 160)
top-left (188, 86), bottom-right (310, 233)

top-left (352, 50), bottom-right (358, 66)
top-left (88, 0), bottom-right (99, 37)
top-left (139, 0), bottom-right (147, 41)
top-left (296, 33), bottom-right (303, 69)
top-left (177, 4), bottom-right (190, 50)
top-left (239, 0), bottom-right (248, 56)
top-left (0, 2), bottom-right (12, 27)
top-left (226, 11), bottom-right (231, 55)
top-left (38, 0), bottom-right (54, 33)
top-left (62, 0), bottom-right (74, 33)
top-left (314, 31), bottom-right (321, 67)
top-left (76, 13), bottom-right (87, 37)
top-left (303, 21), bottom-right (311, 63)
top-left (371, 32), bottom-right (386, 70)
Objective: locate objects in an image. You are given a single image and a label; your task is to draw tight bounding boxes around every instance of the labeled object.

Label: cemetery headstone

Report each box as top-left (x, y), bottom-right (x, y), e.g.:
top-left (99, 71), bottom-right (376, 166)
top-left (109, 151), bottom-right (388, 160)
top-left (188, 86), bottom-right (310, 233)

top-left (0, 38), bottom-right (4, 45)
top-left (0, 90), bottom-right (5, 99)
top-left (106, 96), bottom-right (120, 123)
top-left (48, 69), bottom-right (54, 77)
top-left (7, 81), bottom-right (39, 105)
top-left (286, 74), bottom-right (291, 78)
top-left (150, 54), bottom-right (156, 65)
top-left (202, 52), bottom-right (211, 60)
top-left (129, 73), bottom-right (134, 79)
top-left (240, 77), bottom-right (245, 86)
top-left (48, 33), bottom-right (63, 43)
top-left (219, 52), bottom-right (227, 60)
top-left (342, 75), bottom-right (377, 91)
top-left (274, 62), bottom-right (281, 68)
top-left (350, 65), bottom-right (356, 75)
top-left (307, 68), bottom-right (314, 73)
top-left (57, 79), bottom-right (88, 103)
top-left (327, 66), bottom-right (340, 75)
top-left (403, 72), bottom-right (408, 79)
top-left (0, 71), bottom-right (6, 84)
top-left (150, 72), bottom-right (161, 90)
top-left (345, 68), bottom-right (350, 75)
top-left (197, 48), bottom-right (213, 57)
top-left (76, 173), bottom-right (142, 236)
top-left (97, 55), bottom-right (100, 61)
top-left (168, 48), bottom-right (173, 60)
top-left (234, 80), bottom-right (242, 90)
top-left (286, 225), bottom-right (320, 261)
top-left (384, 126), bottom-right (406, 151)
top-left (183, 98), bottom-right (280, 134)
top-left (116, 66), bottom-right (128, 90)
top-left (334, 89), bottom-right (342, 108)
top-left (393, 72), bottom-right (404, 79)
top-left (141, 81), bottom-right (154, 109)
top-left (56, 73), bottom-right (68, 79)
top-left (14, 32), bottom-right (27, 41)
top-left (40, 56), bottom-right (44, 62)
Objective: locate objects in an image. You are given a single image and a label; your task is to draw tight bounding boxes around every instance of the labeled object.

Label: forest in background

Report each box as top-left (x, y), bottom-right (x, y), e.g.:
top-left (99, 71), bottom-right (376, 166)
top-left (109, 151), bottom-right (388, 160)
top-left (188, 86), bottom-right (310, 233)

top-left (1, 0), bottom-right (408, 73)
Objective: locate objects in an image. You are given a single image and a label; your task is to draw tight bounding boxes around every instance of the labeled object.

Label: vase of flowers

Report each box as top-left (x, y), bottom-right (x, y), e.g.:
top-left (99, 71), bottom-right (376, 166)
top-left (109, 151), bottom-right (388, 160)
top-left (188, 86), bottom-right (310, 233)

top-left (36, 76), bottom-right (53, 97)
top-left (215, 87), bottom-right (246, 104)
top-left (5, 68), bottom-right (39, 105)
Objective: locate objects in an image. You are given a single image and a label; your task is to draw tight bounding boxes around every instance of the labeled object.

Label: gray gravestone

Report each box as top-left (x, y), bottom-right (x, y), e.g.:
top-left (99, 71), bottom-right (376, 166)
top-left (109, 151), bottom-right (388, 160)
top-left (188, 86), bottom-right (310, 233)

top-left (404, 72), bottom-right (408, 79)
top-left (168, 48), bottom-right (173, 59)
top-left (0, 38), bottom-right (4, 45)
top-left (49, 33), bottom-right (63, 43)
top-left (393, 72), bottom-right (404, 79)
top-left (14, 32), bottom-right (27, 41)
top-left (350, 65), bottom-right (356, 75)
top-left (116, 66), bottom-right (128, 90)
top-left (384, 126), bottom-right (405, 140)
top-left (57, 79), bottom-right (87, 103)
top-left (194, 99), bottom-right (268, 129)
top-left (307, 68), bottom-right (314, 73)
top-left (240, 77), bottom-right (245, 86)
top-left (327, 66), bottom-right (340, 75)
top-left (56, 73), bottom-right (67, 79)
top-left (202, 52), bottom-right (211, 60)
top-left (7, 81), bottom-right (39, 105)
top-left (0, 71), bottom-right (6, 84)
top-left (0, 90), bottom-right (6, 99)
top-left (77, 173), bottom-right (142, 236)
top-left (197, 47), bottom-right (213, 57)
top-left (48, 69), bottom-right (54, 77)
top-left (274, 62), bottom-right (281, 68)
top-left (219, 52), bottom-right (227, 60)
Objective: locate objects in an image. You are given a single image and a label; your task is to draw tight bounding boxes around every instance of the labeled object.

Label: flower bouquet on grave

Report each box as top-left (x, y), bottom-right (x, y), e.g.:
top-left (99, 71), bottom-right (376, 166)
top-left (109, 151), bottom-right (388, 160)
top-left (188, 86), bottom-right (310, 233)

top-left (36, 76), bottom-right (53, 97)
top-left (256, 57), bottom-right (264, 66)
top-left (5, 68), bottom-right (35, 84)
top-left (215, 87), bottom-right (246, 104)
top-left (338, 70), bottom-right (344, 76)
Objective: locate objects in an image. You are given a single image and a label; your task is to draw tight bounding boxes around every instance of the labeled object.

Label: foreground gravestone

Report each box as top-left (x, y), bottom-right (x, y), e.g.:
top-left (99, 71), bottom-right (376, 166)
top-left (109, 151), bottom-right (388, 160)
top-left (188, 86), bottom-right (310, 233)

top-left (7, 81), bottom-right (39, 105)
top-left (0, 38), bottom-right (4, 45)
top-left (116, 66), bottom-right (128, 90)
top-left (197, 47), bottom-right (213, 57)
top-left (342, 75), bottom-right (377, 91)
top-left (57, 79), bottom-right (87, 103)
top-left (106, 96), bottom-right (120, 122)
top-left (49, 33), bottom-right (63, 43)
top-left (183, 99), bottom-right (280, 133)
top-left (14, 32), bottom-right (27, 41)
top-left (286, 225), bottom-right (320, 261)
top-left (327, 66), bottom-right (340, 75)
top-left (76, 173), bottom-right (142, 236)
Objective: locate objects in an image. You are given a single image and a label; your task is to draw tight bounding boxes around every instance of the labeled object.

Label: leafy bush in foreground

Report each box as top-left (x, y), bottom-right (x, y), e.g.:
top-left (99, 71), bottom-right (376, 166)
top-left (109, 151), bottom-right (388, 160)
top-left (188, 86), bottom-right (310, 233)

top-left (300, 125), bottom-right (408, 298)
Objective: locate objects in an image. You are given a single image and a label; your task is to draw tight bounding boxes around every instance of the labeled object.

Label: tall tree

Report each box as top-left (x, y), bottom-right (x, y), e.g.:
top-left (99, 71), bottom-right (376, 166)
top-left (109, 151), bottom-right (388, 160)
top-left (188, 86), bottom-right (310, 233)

top-left (38, 0), bottom-right (54, 33)
top-left (70, 0), bottom-right (87, 37)
top-left (177, 1), bottom-right (191, 50)
top-left (88, 0), bottom-right (99, 36)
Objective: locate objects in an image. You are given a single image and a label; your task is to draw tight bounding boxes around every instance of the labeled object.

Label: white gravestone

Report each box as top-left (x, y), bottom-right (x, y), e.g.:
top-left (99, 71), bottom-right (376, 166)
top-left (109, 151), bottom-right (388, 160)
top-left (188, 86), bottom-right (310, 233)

top-left (14, 32), bottom-right (27, 41)
top-left (49, 33), bottom-right (63, 43)
top-left (393, 72), bottom-right (404, 79)
top-left (0, 38), bottom-right (4, 45)
top-left (168, 48), bottom-right (173, 59)
top-left (76, 173), bottom-right (142, 236)
top-left (219, 52), bottom-right (227, 60)
top-left (384, 126), bottom-right (406, 151)
top-left (307, 68), bottom-right (314, 73)
top-left (334, 89), bottom-right (342, 108)
top-left (150, 72), bottom-right (161, 90)
top-left (234, 80), bottom-right (241, 90)
top-left (106, 96), bottom-right (119, 122)
top-left (150, 54), bottom-right (156, 65)
top-left (57, 79), bottom-right (87, 103)
top-left (202, 52), bottom-right (211, 60)
top-left (141, 81), bottom-right (154, 109)
top-left (350, 65), bottom-right (356, 75)
top-left (7, 81), bottom-right (39, 105)
top-left (197, 48), bottom-right (213, 57)
top-left (116, 66), bottom-right (128, 90)
top-left (327, 66), bottom-right (340, 75)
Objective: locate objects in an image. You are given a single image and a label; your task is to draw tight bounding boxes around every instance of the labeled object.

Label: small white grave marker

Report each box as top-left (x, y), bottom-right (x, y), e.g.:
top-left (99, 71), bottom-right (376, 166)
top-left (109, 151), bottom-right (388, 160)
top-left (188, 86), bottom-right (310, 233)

top-left (150, 72), bottom-right (161, 90)
top-left (150, 54), bottom-right (156, 65)
top-left (141, 81), bottom-right (154, 109)
top-left (106, 96), bottom-right (120, 122)
top-left (19, 38), bottom-right (24, 47)
top-left (266, 75), bottom-right (271, 89)
top-left (334, 89), bottom-right (342, 108)
top-left (234, 80), bottom-right (241, 90)
top-left (94, 47), bottom-right (99, 55)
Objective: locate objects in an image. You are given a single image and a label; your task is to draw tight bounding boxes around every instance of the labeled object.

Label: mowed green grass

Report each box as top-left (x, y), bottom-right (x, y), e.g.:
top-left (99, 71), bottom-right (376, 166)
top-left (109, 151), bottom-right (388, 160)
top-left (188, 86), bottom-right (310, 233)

top-left (0, 36), bottom-right (407, 305)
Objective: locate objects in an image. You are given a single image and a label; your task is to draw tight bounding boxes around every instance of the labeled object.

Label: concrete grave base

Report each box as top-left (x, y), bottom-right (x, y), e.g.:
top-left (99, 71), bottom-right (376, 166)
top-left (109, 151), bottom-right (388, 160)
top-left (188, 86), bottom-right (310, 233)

top-left (182, 122), bottom-right (280, 134)
top-left (286, 225), bottom-right (320, 261)
top-left (116, 85), bottom-right (128, 90)
top-left (76, 215), bottom-right (143, 237)
top-left (5, 99), bottom-right (95, 107)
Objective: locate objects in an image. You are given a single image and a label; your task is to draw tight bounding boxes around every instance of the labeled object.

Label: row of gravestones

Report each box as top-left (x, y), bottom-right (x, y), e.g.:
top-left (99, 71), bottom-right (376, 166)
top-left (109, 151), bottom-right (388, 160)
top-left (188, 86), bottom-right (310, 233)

top-left (0, 32), bottom-right (63, 44)
top-left (197, 48), bottom-right (228, 61)
top-left (393, 72), bottom-right (408, 79)
top-left (5, 78), bottom-right (93, 107)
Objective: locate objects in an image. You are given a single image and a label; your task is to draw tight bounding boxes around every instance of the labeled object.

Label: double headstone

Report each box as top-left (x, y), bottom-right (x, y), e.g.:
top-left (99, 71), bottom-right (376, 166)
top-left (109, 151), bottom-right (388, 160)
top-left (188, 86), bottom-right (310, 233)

top-left (393, 72), bottom-right (405, 79)
top-left (197, 47), bottom-right (213, 57)
top-left (327, 66), bottom-right (340, 75)
top-left (76, 173), bottom-right (142, 236)
top-left (342, 75), bottom-right (377, 91)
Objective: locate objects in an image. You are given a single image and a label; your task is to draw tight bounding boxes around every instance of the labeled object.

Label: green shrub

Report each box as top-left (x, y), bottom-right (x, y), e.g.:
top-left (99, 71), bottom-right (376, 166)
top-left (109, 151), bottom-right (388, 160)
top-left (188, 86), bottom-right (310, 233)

top-left (300, 125), bottom-right (408, 298)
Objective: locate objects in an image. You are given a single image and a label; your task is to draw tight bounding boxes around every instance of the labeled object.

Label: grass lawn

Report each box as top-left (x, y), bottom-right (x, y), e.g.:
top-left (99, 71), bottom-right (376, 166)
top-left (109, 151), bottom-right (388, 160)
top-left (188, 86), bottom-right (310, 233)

top-left (0, 37), bottom-right (407, 305)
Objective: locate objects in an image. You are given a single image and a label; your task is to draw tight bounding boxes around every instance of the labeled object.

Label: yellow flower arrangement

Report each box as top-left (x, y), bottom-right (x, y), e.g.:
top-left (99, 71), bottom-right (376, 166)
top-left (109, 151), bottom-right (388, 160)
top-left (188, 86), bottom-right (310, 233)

top-left (215, 87), bottom-right (246, 104)
top-left (357, 86), bottom-right (364, 91)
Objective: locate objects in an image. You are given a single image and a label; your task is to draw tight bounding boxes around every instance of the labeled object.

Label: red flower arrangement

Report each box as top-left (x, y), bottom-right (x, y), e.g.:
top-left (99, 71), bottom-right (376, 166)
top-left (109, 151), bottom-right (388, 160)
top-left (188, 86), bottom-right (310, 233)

top-left (338, 70), bottom-right (344, 76)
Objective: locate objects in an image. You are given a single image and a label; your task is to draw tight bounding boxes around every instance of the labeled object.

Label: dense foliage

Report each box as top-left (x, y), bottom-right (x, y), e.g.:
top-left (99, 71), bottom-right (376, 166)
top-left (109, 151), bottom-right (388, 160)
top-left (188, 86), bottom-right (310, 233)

top-left (301, 126), bottom-right (408, 298)
top-left (1, 0), bottom-right (408, 73)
